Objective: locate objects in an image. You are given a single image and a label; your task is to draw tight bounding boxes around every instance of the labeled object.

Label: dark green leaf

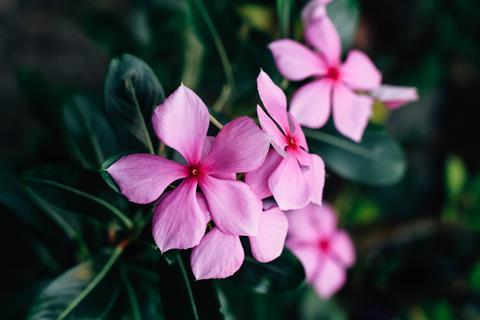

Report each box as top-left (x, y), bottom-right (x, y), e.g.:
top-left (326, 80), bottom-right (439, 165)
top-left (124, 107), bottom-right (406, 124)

top-left (104, 54), bottom-right (165, 154)
top-left (23, 164), bottom-right (133, 229)
top-left (276, 0), bottom-right (293, 37)
top-left (231, 249), bottom-right (306, 294)
top-left (28, 249), bottom-right (122, 320)
top-left (306, 127), bottom-right (406, 186)
top-left (62, 95), bottom-right (119, 170)
top-left (327, 0), bottom-right (360, 50)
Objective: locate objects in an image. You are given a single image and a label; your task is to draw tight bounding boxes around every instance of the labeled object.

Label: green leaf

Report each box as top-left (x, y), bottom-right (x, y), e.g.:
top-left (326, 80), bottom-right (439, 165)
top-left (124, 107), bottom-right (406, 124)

top-left (104, 54), bottom-right (165, 154)
top-left (306, 127), bottom-right (406, 186)
top-left (231, 249), bottom-right (306, 294)
top-left (327, 0), bottom-right (360, 50)
top-left (23, 164), bottom-right (133, 229)
top-left (445, 155), bottom-right (467, 200)
top-left (28, 249), bottom-right (122, 320)
top-left (276, 0), bottom-right (293, 37)
top-left (62, 95), bottom-right (120, 170)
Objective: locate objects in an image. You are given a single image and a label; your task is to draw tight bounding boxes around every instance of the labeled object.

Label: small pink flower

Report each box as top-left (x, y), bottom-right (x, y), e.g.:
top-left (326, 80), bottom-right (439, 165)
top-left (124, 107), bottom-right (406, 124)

top-left (191, 202), bottom-right (288, 280)
top-left (287, 204), bottom-right (355, 299)
top-left (371, 85), bottom-right (419, 109)
top-left (269, 17), bottom-right (382, 142)
top-left (245, 71), bottom-right (325, 211)
top-left (107, 84), bottom-right (271, 253)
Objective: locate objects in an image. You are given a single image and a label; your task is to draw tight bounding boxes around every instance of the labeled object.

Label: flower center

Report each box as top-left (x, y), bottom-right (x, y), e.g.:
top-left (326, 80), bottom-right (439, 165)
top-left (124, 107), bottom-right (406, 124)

top-left (318, 238), bottom-right (330, 252)
top-left (326, 67), bottom-right (340, 81)
top-left (188, 166), bottom-right (201, 178)
top-left (287, 136), bottom-right (297, 148)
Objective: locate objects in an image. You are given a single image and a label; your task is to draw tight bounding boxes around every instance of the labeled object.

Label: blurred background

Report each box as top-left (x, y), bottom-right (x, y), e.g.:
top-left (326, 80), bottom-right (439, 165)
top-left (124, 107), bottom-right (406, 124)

top-left (1, 0), bottom-right (480, 319)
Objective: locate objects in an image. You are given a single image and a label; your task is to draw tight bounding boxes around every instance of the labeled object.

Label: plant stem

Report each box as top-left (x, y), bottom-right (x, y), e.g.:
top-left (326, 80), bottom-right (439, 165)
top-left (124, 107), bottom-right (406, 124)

top-left (209, 114), bottom-right (224, 129)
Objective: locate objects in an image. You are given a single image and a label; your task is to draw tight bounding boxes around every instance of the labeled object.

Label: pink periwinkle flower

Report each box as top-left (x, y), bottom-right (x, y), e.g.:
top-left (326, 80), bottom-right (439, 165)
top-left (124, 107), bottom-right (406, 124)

top-left (245, 71), bottom-right (325, 211)
top-left (287, 203), bottom-right (355, 299)
top-left (371, 85), bottom-right (419, 110)
top-left (269, 16), bottom-right (382, 142)
top-left (191, 201), bottom-right (288, 280)
top-left (107, 84), bottom-right (271, 255)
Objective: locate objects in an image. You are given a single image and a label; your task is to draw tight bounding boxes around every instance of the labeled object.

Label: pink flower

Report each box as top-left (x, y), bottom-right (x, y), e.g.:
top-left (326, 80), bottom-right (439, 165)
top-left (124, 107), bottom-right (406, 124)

top-left (287, 204), bottom-right (355, 299)
top-left (245, 71), bottom-right (325, 211)
top-left (191, 202), bottom-right (288, 280)
top-left (269, 17), bottom-right (382, 142)
top-left (107, 84), bottom-right (271, 253)
top-left (371, 85), bottom-right (419, 110)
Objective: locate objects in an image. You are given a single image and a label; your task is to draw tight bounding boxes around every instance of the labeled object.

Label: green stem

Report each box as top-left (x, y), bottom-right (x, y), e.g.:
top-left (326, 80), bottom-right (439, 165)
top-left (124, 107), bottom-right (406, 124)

top-left (177, 254), bottom-right (199, 320)
top-left (120, 265), bottom-right (142, 320)
top-left (209, 114), bottom-right (224, 129)
top-left (57, 246), bottom-right (124, 320)
top-left (25, 178), bottom-right (134, 229)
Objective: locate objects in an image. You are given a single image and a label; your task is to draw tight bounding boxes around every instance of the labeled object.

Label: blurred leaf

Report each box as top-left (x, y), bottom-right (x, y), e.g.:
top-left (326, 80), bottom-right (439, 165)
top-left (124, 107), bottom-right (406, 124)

top-left (276, 0), bottom-right (293, 37)
top-left (300, 287), bottom-right (347, 320)
top-left (237, 5), bottom-right (275, 34)
top-left (327, 0), bottom-right (360, 50)
top-left (231, 249), bottom-right (305, 294)
top-left (444, 155), bottom-right (467, 200)
top-left (28, 249), bottom-right (122, 320)
top-left (23, 164), bottom-right (133, 229)
top-left (306, 127), bottom-right (406, 186)
top-left (62, 95), bottom-right (119, 170)
top-left (104, 54), bottom-right (165, 154)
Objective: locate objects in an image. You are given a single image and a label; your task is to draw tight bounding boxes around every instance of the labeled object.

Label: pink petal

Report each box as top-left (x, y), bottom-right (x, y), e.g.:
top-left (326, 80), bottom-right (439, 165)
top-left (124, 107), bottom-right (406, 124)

top-left (290, 113), bottom-right (309, 151)
top-left (330, 230), bottom-right (356, 267)
top-left (269, 40), bottom-right (327, 81)
top-left (257, 105), bottom-right (288, 150)
top-left (301, 0), bottom-right (332, 25)
top-left (371, 84), bottom-right (418, 109)
top-left (341, 50), bottom-right (382, 90)
top-left (249, 207), bottom-right (289, 263)
top-left (290, 80), bottom-right (332, 129)
top-left (305, 154), bottom-right (325, 206)
top-left (152, 179), bottom-right (208, 252)
top-left (191, 228), bottom-right (244, 280)
top-left (107, 154), bottom-right (187, 204)
top-left (257, 70), bottom-right (291, 134)
top-left (244, 149), bottom-right (283, 199)
top-left (305, 17), bottom-right (341, 67)
top-left (152, 84), bottom-right (209, 164)
top-left (286, 243), bottom-right (319, 279)
top-left (290, 147), bottom-right (312, 167)
top-left (313, 255), bottom-right (346, 298)
top-left (202, 136), bottom-right (235, 180)
top-left (269, 154), bottom-right (311, 210)
top-left (200, 175), bottom-right (262, 236)
top-left (287, 203), bottom-right (337, 241)
top-left (332, 84), bottom-right (372, 142)
top-left (202, 117), bottom-right (270, 175)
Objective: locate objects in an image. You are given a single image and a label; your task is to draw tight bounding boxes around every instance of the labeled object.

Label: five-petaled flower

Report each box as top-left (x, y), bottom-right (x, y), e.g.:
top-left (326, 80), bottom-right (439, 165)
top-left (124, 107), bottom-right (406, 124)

top-left (287, 203), bottom-right (355, 298)
top-left (245, 70), bottom-right (325, 211)
top-left (107, 84), bottom-right (271, 255)
top-left (269, 15), bottom-right (382, 142)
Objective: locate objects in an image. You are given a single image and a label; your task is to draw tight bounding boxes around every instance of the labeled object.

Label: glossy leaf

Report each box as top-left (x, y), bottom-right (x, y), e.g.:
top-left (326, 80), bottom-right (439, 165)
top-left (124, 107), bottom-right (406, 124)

top-left (23, 164), bottom-right (133, 229)
top-left (104, 54), bottom-right (165, 154)
top-left (306, 127), bottom-right (406, 186)
top-left (62, 95), bottom-right (119, 170)
top-left (28, 249), bottom-right (122, 320)
top-left (231, 249), bottom-right (306, 294)
top-left (327, 0), bottom-right (359, 50)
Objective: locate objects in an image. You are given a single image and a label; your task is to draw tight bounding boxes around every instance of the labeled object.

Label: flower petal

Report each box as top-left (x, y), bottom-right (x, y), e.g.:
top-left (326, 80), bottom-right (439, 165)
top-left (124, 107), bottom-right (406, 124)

top-left (249, 207), bottom-right (289, 263)
top-left (290, 147), bottom-right (312, 167)
top-left (269, 154), bottom-right (311, 210)
top-left (305, 154), bottom-right (325, 206)
top-left (341, 50), bottom-right (382, 90)
top-left (200, 175), bottom-right (262, 236)
top-left (202, 117), bottom-right (270, 175)
top-left (286, 243), bottom-right (319, 279)
top-left (301, 0), bottom-right (332, 25)
top-left (269, 40), bottom-right (327, 81)
top-left (305, 17), bottom-right (341, 66)
top-left (107, 154), bottom-right (187, 204)
top-left (330, 230), bottom-right (356, 267)
top-left (257, 70), bottom-right (291, 134)
top-left (370, 84), bottom-right (418, 109)
top-left (290, 113), bottom-right (309, 151)
top-left (257, 105), bottom-right (288, 150)
top-left (191, 228), bottom-right (244, 280)
top-left (313, 255), bottom-right (346, 298)
top-left (290, 80), bottom-right (332, 129)
top-left (152, 179), bottom-right (208, 252)
top-left (287, 203), bottom-right (337, 241)
top-left (332, 84), bottom-right (372, 142)
top-left (244, 149), bottom-right (283, 199)
top-left (152, 84), bottom-right (209, 164)
top-left (201, 136), bottom-right (236, 180)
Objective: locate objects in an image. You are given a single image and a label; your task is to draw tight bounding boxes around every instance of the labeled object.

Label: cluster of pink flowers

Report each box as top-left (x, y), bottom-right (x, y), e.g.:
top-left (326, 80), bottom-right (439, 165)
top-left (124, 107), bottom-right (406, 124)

top-left (106, 0), bottom-right (417, 299)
